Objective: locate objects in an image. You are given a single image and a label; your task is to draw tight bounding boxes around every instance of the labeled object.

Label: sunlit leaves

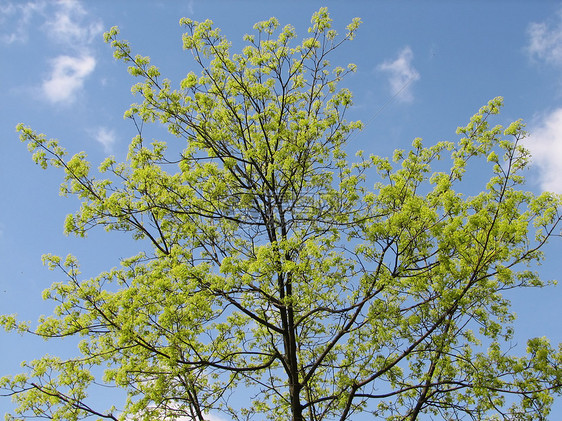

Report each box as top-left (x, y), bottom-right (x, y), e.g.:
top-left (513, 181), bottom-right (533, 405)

top-left (3, 7), bottom-right (562, 421)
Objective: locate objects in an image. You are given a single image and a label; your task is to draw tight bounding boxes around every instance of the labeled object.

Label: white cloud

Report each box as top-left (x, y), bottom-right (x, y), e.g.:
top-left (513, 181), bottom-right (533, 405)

top-left (2, 0), bottom-right (103, 104)
top-left (185, 0), bottom-right (195, 16)
top-left (92, 127), bottom-right (117, 153)
top-left (206, 415), bottom-right (229, 421)
top-left (525, 108), bottom-right (562, 194)
top-left (0, 1), bottom-right (45, 44)
top-left (527, 11), bottom-right (562, 66)
top-left (199, 414), bottom-right (229, 421)
top-left (42, 54), bottom-right (95, 104)
top-left (42, 0), bottom-right (102, 49)
top-left (39, 0), bottom-right (102, 104)
top-left (0, 0), bottom-right (102, 45)
top-left (377, 46), bottom-right (420, 103)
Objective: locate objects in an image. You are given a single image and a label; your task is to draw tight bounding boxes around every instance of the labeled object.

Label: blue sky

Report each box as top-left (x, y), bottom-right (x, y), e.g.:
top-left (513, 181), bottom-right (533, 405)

top-left (2, 0), bottom-right (562, 419)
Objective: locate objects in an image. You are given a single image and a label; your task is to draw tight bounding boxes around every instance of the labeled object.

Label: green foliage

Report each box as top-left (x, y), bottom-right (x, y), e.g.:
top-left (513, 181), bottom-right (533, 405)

top-left (3, 8), bottom-right (562, 421)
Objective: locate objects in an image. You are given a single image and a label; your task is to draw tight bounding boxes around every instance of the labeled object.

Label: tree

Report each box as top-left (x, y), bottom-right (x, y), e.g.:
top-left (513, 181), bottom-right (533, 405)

top-left (2, 8), bottom-right (562, 421)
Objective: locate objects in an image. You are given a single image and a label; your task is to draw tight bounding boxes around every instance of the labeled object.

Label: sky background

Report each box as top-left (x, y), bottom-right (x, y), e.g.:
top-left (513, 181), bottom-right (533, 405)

top-left (2, 0), bottom-right (562, 419)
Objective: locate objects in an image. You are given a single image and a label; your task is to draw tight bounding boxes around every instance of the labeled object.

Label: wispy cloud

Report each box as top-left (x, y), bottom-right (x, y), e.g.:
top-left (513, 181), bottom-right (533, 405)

top-left (527, 11), bottom-right (562, 66)
top-left (377, 46), bottom-right (420, 103)
top-left (1, 0), bottom-right (102, 104)
top-left (91, 127), bottom-right (117, 153)
top-left (43, 0), bottom-right (102, 49)
top-left (207, 415), bottom-right (229, 421)
top-left (1, 0), bottom-right (101, 46)
top-left (525, 11), bottom-right (562, 194)
top-left (525, 109), bottom-right (562, 194)
top-left (0, 0), bottom-right (45, 44)
top-left (39, 0), bottom-right (102, 104)
top-left (42, 55), bottom-right (95, 103)
top-left (186, 0), bottom-right (195, 16)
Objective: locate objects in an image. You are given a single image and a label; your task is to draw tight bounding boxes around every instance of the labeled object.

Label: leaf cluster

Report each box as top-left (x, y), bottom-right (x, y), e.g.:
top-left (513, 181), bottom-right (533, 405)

top-left (3, 8), bottom-right (562, 421)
